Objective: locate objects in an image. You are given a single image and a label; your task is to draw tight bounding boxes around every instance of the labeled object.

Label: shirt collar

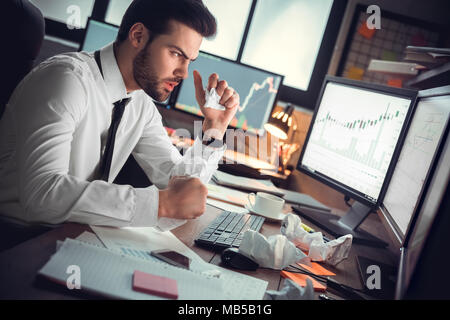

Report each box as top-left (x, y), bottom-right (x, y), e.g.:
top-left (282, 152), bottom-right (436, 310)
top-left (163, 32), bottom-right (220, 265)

top-left (99, 42), bottom-right (131, 104)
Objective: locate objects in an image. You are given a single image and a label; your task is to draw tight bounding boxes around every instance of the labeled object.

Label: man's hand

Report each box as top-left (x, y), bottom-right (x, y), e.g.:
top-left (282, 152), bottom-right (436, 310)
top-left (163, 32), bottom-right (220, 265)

top-left (158, 176), bottom-right (208, 220)
top-left (193, 70), bottom-right (239, 140)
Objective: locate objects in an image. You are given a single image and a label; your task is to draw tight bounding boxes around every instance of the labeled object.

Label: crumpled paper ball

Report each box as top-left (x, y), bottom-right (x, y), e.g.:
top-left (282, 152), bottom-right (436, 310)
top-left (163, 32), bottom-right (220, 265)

top-left (238, 230), bottom-right (309, 270)
top-left (281, 213), bottom-right (352, 266)
top-left (204, 87), bottom-right (225, 110)
top-left (265, 278), bottom-right (314, 300)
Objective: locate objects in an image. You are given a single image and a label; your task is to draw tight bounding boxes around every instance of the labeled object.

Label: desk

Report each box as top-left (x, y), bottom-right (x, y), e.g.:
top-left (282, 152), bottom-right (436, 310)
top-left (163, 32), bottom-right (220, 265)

top-left (0, 198), bottom-right (398, 299)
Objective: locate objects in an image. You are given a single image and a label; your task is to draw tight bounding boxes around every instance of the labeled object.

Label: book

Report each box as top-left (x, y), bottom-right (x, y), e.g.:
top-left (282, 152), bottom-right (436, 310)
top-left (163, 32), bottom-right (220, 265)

top-left (367, 59), bottom-right (419, 76)
top-left (403, 46), bottom-right (450, 68)
top-left (405, 46), bottom-right (450, 55)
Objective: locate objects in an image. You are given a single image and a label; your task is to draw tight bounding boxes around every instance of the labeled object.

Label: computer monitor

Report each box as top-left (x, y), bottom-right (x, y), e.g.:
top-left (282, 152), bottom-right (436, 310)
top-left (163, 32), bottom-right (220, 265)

top-left (295, 76), bottom-right (417, 247)
top-left (381, 86), bottom-right (450, 245)
top-left (394, 86), bottom-right (450, 299)
top-left (172, 52), bottom-right (284, 135)
top-left (79, 18), bottom-right (118, 52)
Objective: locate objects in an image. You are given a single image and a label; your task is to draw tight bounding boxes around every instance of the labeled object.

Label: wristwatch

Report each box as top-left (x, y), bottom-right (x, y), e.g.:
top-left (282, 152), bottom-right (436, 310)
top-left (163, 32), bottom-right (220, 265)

top-left (202, 133), bottom-right (223, 149)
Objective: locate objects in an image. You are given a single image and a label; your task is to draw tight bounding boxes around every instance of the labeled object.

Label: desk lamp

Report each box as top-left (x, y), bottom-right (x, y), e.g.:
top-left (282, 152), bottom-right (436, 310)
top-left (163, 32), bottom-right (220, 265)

top-left (264, 105), bottom-right (297, 140)
top-left (264, 105), bottom-right (299, 172)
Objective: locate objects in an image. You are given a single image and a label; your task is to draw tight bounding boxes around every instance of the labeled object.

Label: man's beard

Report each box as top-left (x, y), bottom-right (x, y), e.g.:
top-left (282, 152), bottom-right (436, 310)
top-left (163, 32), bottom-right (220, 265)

top-left (132, 45), bottom-right (181, 102)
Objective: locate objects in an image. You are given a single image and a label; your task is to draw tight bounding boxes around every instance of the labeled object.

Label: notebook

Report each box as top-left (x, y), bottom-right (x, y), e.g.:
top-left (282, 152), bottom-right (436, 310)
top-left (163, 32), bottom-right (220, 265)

top-left (278, 188), bottom-right (331, 212)
top-left (212, 170), bottom-right (285, 197)
top-left (43, 234), bottom-right (268, 300)
top-left (90, 226), bottom-right (268, 300)
top-left (39, 239), bottom-right (224, 300)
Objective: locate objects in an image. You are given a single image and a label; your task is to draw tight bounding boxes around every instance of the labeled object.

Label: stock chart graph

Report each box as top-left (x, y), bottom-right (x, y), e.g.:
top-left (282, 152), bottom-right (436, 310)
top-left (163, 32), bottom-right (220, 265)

top-left (313, 106), bottom-right (402, 171)
top-left (301, 82), bottom-right (412, 201)
top-left (174, 52), bottom-right (282, 135)
top-left (383, 95), bottom-right (450, 234)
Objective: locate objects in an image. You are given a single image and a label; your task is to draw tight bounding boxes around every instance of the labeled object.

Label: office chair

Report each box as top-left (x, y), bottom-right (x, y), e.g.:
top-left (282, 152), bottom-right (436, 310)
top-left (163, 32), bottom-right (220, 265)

top-left (0, 0), bottom-right (47, 251)
top-left (0, 0), bottom-right (45, 119)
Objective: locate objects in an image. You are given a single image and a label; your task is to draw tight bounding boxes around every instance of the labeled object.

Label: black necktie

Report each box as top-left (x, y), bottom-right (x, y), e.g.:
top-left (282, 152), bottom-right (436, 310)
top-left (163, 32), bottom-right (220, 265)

top-left (99, 98), bottom-right (131, 181)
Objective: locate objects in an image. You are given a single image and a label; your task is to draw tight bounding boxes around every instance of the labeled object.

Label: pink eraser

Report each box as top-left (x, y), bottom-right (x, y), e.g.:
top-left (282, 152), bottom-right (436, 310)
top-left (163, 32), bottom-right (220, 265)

top-left (132, 270), bottom-right (178, 299)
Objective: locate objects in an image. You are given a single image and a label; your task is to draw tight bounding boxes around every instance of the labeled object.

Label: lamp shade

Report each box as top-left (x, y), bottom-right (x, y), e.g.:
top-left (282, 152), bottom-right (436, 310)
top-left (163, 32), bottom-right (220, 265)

top-left (264, 105), bottom-right (295, 140)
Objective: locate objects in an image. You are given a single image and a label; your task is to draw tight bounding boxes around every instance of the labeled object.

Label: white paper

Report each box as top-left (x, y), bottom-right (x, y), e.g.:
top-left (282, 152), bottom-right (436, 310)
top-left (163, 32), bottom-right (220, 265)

top-left (265, 278), bottom-right (314, 300)
top-left (238, 230), bottom-right (308, 270)
top-left (308, 234), bottom-right (353, 266)
top-left (39, 239), bottom-right (224, 300)
top-left (206, 198), bottom-right (249, 214)
top-left (75, 231), bottom-right (105, 247)
top-left (91, 226), bottom-right (268, 299)
top-left (91, 226), bottom-right (203, 264)
top-left (207, 183), bottom-right (249, 207)
top-left (281, 213), bottom-right (353, 266)
top-left (204, 87), bottom-right (225, 110)
top-left (56, 231), bottom-right (105, 251)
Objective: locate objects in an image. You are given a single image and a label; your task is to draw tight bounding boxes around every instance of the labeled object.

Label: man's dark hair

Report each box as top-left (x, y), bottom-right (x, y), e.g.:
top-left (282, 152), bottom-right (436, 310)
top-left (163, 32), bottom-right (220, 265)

top-left (117, 0), bottom-right (216, 43)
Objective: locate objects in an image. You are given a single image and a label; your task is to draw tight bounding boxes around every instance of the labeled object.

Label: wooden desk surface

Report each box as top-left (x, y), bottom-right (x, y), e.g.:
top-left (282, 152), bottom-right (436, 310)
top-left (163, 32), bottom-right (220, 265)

top-left (0, 206), bottom-right (389, 299)
top-left (0, 204), bottom-right (281, 299)
top-left (0, 197), bottom-right (398, 299)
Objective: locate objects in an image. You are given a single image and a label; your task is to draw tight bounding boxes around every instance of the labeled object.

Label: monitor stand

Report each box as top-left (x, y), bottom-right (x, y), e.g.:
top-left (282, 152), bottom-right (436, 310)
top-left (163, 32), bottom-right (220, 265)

top-left (292, 201), bottom-right (388, 248)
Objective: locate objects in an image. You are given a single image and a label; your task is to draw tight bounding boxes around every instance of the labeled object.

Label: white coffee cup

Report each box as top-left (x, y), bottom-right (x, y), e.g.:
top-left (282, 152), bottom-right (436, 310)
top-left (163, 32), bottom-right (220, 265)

top-left (247, 192), bottom-right (285, 219)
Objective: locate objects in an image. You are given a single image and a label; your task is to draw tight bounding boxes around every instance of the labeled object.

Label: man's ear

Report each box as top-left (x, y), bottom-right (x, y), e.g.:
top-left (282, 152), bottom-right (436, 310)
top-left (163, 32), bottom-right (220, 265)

top-left (128, 22), bottom-right (149, 49)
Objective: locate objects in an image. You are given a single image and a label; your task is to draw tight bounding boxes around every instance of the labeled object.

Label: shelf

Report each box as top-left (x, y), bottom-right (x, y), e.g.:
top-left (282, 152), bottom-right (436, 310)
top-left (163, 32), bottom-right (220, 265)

top-left (405, 62), bottom-right (450, 90)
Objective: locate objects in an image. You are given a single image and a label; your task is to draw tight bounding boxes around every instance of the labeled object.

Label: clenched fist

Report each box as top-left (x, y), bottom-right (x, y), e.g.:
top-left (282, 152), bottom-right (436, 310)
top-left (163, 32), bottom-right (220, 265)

top-left (158, 176), bottom-right (208, 220)
top-left (193, 70), bottom-right (239, 140)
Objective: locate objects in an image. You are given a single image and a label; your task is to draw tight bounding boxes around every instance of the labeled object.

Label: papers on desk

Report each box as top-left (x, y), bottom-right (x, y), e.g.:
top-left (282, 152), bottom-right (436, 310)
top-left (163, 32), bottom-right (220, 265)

top-left (206, 198), bottom-right (249, 214)
top-left (91, 226), bottom-right (267, 299)
top-left (39, 238), bottom-right (224, 300)
top-left (91, 226), bottom-right (206, 268)
top-left (212, 170), bottom-right (285, 197)
top-left (223, 149), bottom-right (276, 170)
top-left (207, 183), bottom-right (249, 206)
top-left (39, 227), bottom-right (268, 300)
top-left (75, 231), bottom-right (105, 246)
top-left (206, 182), bottom-right (253, 213)
top-left (278, 188), bottom-right (331, 212)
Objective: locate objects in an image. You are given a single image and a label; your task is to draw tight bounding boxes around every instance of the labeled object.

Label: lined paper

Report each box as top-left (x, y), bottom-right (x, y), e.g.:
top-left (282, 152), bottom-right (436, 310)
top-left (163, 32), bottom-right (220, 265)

top-left (39, 239), bottom-right (224, 300)
top-left (91, 226), bottom-right (268, 299)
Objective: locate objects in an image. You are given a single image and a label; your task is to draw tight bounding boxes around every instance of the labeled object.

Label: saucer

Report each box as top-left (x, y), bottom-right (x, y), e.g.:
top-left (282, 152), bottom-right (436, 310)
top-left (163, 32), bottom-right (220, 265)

top-left (244, 204), bottom-right (286, 222)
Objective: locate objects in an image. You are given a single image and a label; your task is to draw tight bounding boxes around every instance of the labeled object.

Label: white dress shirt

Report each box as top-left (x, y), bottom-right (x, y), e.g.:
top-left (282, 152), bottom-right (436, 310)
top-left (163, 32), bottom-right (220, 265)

top-left (0, 43), bottom-right (225, 230)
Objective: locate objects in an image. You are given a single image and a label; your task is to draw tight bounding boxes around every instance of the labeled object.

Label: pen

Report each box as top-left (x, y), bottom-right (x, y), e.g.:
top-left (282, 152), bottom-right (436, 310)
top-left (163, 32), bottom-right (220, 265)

top-left (300, 223), bottom-right (314, 233)
top-left (319, 294), bottom-right (336, 300)
top-left (301, 223), bottom-right (331, 242)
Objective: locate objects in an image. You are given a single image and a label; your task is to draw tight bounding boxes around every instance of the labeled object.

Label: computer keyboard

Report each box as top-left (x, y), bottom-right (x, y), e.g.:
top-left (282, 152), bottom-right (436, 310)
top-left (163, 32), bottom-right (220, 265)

top-left (194, 211), bottom-right (265, 251)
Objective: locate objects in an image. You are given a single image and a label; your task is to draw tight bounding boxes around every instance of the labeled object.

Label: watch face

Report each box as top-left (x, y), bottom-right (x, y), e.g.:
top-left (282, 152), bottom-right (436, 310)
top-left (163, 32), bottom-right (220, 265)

top-left (207, 138), bottom-right (223, 148)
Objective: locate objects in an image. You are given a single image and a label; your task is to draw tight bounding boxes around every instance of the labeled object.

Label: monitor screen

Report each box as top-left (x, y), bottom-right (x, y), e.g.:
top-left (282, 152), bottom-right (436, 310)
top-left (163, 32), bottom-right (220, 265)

top-left (240, 0), bottom-right (333, 91)
top-left (80, 19), bottom-right (118, 52)
top-left (382, 92), bottom-right (450, 241)
top-left (396, 121), bottom-right (450, 299)
top-left (298, 77), bottom-right (415, 206)
top-left (174, 52), bottom-right (283, 135)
